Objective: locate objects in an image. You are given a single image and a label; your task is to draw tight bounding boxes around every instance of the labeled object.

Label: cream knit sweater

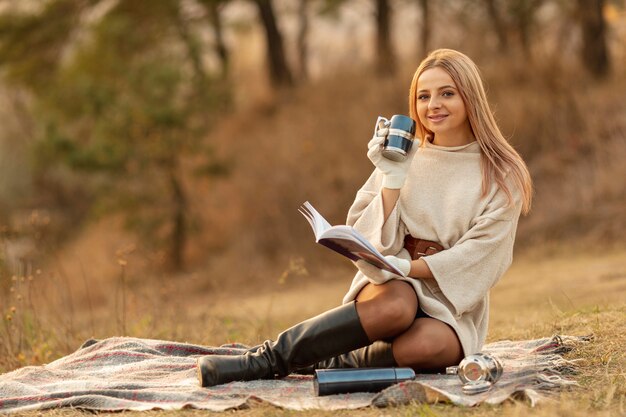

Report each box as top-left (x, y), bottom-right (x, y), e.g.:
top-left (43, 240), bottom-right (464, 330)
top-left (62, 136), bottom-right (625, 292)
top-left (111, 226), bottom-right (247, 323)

top-left (342, 140), bottom-right (523, 355)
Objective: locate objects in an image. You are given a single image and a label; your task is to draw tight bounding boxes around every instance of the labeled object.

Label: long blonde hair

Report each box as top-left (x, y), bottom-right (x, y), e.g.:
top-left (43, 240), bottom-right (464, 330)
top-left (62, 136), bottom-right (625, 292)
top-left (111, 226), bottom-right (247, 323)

top-left (409, 49), bottom-right (532, 214)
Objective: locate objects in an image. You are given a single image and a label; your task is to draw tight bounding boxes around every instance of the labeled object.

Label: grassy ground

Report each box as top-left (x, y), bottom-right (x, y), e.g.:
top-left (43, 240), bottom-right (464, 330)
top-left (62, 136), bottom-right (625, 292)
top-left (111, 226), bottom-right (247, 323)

top-left (5, 243), bottom-right (626, 416)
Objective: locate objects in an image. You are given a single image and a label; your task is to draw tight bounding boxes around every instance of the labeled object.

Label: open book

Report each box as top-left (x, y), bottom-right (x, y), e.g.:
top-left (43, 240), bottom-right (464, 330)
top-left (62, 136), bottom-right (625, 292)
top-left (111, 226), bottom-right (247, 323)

top-left (299, 201), bottom-right (403, 275)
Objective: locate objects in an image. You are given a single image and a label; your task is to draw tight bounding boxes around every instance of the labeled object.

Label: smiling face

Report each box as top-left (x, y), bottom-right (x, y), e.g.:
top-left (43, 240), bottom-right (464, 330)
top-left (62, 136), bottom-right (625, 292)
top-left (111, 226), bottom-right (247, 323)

top-left (415, 67), bottom-right (474, 146)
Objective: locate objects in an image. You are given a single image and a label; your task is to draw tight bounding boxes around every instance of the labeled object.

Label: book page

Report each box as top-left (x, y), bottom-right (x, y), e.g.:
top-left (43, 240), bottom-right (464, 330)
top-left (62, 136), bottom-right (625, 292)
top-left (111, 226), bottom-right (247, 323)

top-left (298, 201), bottom-right (332, 239)
top-left (299, 201), bottom-right (403, 276)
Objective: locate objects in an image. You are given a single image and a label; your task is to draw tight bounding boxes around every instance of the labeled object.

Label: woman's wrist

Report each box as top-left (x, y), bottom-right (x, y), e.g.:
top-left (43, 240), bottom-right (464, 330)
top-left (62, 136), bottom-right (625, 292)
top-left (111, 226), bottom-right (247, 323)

top-left (408, 258), bottom-right (435, 280)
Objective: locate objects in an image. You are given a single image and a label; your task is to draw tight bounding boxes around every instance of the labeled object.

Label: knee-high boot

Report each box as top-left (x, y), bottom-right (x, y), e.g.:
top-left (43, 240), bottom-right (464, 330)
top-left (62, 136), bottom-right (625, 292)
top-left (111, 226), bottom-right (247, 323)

top-left (197, 301), bottom-right (371, 387)
top-left (295, 340), bottom-right (397, 374)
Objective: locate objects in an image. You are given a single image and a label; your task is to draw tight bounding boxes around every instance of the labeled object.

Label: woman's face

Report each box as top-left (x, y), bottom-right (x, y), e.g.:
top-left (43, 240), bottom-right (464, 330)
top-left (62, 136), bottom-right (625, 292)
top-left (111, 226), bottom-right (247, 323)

top-left (415, 67), bottom-right (472, 144)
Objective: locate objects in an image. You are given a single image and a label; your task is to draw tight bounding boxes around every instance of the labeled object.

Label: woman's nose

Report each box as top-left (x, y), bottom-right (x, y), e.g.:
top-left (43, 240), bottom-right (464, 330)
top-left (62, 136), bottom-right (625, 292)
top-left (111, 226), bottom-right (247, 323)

top-left (428, 97), bottom-right (442, 110)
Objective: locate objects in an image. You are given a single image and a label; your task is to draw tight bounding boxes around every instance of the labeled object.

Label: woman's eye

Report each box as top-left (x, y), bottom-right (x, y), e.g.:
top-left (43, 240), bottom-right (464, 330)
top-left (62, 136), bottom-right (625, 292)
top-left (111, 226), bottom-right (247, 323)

top-left (442, 91), bottom-right (454, 97)
top-left (417, 94), bottom-right (429, 100)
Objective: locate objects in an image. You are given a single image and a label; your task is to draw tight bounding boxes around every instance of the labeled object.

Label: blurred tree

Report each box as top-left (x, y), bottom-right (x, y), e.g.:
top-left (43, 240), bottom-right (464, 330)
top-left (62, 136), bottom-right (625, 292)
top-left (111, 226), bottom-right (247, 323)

top-left (483, 0), bottom-right (509, 54)
top-left (0, 0), bottom-right (95, 236)
top-left (251, 0), bottom-right (294, 87)
top-left (417, 0), bottom-right (430, 58)
top-left (0, 0), bottom-right (230, 271)
top-left (197, 0), bottom-right (230, 79)
top-left (0, 0), bottom-right (81, 91)
top-left (375, 0), bottom-right (396, 76)
top-left (506, 0), bottom-right (543, 62)
top-left (304, 0), bottom-right (399, 76)
top-left (313, 0), bottom-right (350, 74)
top-left (577, 0), bottom-right (611, 79)
top-left (297, 0), bottom-right (309, 81)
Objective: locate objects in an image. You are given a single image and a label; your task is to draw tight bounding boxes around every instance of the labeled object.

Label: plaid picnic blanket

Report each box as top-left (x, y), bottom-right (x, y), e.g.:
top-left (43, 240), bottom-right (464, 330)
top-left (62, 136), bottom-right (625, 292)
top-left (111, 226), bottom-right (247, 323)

top-left (0, 335), bottom-right (588, 413)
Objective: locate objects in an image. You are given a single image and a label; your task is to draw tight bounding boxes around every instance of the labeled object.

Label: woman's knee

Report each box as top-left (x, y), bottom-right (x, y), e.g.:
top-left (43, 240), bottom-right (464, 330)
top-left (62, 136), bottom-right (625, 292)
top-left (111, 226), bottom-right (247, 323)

top-left (377, 301), bottom-right (416, 334)
top-left (393, 319), bottom-right (463, 371)
top-left (357, 281), bottom-right (418, 336)
top-left (381, 281), bottom-right (416, 318)
top-left (397, 338), bottom-right (447, 366)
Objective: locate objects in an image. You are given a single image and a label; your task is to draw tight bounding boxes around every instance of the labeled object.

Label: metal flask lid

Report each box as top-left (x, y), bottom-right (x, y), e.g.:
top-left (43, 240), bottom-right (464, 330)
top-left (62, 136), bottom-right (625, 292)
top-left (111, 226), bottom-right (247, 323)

top-left (447, 353), bottom-right (503, 395)
top-left (462, 380), bottom-right (493, 395)
top-left (314, 367), bottom-right (415, 396)
top-left (457, 353), bottom-right (503, 384)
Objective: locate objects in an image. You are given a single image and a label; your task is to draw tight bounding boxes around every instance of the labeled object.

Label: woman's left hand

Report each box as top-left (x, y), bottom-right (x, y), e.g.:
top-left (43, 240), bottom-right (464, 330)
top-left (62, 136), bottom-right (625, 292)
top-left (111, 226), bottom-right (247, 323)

top-left (367, 130), bottom-right (419, 189)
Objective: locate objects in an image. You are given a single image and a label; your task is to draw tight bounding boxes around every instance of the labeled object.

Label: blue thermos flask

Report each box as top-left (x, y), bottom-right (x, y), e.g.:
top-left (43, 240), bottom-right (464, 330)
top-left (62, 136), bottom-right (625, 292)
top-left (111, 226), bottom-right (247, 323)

top-left (314, 367), bottom-right (416, 396)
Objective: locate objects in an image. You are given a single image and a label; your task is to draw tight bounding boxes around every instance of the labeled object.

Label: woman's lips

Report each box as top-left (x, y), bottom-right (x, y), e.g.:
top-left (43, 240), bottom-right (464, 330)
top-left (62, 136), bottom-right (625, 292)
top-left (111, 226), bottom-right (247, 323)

top-left (428, 114), bottom-right (448, 122)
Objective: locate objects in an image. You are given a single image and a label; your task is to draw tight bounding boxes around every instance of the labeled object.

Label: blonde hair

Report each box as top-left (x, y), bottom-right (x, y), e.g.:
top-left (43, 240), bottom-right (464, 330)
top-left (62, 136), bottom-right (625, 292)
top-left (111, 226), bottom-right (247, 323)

top-left (409, 49), bottom-right (532, 214)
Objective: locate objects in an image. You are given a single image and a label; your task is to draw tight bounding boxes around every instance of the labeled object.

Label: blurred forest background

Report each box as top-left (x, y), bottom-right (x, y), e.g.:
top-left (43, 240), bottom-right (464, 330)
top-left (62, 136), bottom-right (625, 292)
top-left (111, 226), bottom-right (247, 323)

top-left (0, 0), bottom-right (625, 372)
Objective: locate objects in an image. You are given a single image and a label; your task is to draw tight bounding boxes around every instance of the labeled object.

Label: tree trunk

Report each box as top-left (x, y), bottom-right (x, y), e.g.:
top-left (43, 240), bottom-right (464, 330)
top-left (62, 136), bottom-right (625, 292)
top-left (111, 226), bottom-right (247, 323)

top-left (577, 0), bottom-right (610, 79)
top-left (375, 0), bottom-right (395, 77)
top-left (297, 0), bottom-right (309, 81)
top-left (173, 1), bottom-right (208, 85)
top-left (253, 0), bottom-right (294, 87)
top-left (484, 0), bottom-right (509, 54)
top-left (514, 6), bottom-right (532, 62)
top-left (508, 0), bottom-right (541, 63)
top-left (418, 0), bottom-right (430, 58)
top-left (169, 169), bottom-right (187, 271)
top-left (207, 1), bottom-right (229, 79)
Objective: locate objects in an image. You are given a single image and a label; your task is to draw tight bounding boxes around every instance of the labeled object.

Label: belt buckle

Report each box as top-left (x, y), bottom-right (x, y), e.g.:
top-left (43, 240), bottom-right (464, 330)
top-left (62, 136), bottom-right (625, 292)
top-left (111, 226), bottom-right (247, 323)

top-left (417, 245), bottom-right (438, 258)
top-left (404, 236), bottom-right (441, 260)
top-left (426, 246), bottom-right (439, 255)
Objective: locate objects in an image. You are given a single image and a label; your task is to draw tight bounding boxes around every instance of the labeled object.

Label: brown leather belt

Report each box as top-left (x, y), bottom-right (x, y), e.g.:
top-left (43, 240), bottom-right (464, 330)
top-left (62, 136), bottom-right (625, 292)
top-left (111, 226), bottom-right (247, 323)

top-left (404, 235), bottom-right (444, 260)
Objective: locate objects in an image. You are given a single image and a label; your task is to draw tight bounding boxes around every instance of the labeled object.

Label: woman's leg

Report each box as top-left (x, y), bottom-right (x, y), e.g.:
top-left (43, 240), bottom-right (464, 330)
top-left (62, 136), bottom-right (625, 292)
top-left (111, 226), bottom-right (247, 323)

top-left (198, 300), bottom-right (372, 386)
top-left (355, 280), bottom-right (419, 341)
top-left (299, 283), bottom-right (461, 374)
top-left (392, 317), bottom-right (463, 372)
top-left (198, 281), bottom-right (419, 386)
top-left (295, 281), bottom-right (418, 373)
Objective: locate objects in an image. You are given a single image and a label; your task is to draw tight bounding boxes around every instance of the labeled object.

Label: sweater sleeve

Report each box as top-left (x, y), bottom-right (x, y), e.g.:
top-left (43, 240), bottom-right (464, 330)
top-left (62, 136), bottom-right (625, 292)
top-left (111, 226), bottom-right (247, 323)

top-left (422, 184), bottom-right (523, 317)
top-left (346, 169), bottom-right (407, 255)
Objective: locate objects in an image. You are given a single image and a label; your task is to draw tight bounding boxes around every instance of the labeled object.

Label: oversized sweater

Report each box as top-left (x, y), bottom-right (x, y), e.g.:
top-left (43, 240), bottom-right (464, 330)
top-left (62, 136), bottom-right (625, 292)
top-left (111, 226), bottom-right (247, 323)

top-left (342, 140), bottom-right (523, 356)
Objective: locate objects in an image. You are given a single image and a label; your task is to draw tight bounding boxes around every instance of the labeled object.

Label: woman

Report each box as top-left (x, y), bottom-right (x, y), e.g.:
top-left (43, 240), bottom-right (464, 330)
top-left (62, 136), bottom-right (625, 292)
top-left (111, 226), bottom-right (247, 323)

top-left (198, 48), bottom-right (532, 387)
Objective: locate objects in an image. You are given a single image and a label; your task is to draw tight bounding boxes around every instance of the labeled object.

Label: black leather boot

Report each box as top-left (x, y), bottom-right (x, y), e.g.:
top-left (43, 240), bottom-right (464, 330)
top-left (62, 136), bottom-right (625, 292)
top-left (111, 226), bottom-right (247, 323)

top-left (197, 301), bottom-right (370, 387)
top-left (295, 340), bottom-right (397, 374)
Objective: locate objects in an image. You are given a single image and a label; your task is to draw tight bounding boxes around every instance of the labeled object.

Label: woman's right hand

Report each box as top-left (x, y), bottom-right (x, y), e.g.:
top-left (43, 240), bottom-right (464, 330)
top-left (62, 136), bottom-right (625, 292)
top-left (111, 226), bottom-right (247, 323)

top-left (367, 128), bottom-right (418, 189)
top-left (355, 255), bottom-right (411, 285)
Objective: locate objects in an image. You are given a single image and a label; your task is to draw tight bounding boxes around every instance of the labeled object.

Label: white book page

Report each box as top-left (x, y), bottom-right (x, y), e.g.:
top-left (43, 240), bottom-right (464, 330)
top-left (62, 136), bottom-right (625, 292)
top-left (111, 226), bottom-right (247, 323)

top-left (299, 201), bottom-right (332, 238)
top-left (299, 201), bottom-right (403, 276)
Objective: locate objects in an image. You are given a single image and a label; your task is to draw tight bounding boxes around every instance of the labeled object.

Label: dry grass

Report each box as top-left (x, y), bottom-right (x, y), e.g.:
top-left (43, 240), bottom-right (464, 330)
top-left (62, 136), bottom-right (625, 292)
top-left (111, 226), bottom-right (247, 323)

top-left (2, 243), bottom-right (625, 416)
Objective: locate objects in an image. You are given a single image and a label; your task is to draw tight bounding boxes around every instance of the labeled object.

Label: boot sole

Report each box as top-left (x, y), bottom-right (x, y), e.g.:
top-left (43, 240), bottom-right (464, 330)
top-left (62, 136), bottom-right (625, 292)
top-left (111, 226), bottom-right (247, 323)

top-left (196, 357), bottom-right (206, 387)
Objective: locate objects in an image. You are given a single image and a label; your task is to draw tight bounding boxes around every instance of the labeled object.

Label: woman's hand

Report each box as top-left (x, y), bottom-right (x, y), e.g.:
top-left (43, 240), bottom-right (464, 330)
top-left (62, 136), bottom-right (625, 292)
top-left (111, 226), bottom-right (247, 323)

top-left (367, 128), bottom-right (419, 189)
top-left (355, 255), bottom-right (412, 285)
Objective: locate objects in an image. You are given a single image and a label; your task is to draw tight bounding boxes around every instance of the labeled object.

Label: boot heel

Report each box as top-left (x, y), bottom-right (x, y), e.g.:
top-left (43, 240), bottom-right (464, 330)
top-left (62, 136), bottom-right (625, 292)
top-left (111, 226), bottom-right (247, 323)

top-left (197, 358), bottom-right (206, 386)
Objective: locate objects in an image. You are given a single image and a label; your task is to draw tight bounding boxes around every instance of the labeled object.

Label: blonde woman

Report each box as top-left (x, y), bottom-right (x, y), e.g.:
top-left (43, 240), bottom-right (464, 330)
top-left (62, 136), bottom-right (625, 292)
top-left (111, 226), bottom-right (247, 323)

top-left (198, 48), bottom-right (532, 387)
